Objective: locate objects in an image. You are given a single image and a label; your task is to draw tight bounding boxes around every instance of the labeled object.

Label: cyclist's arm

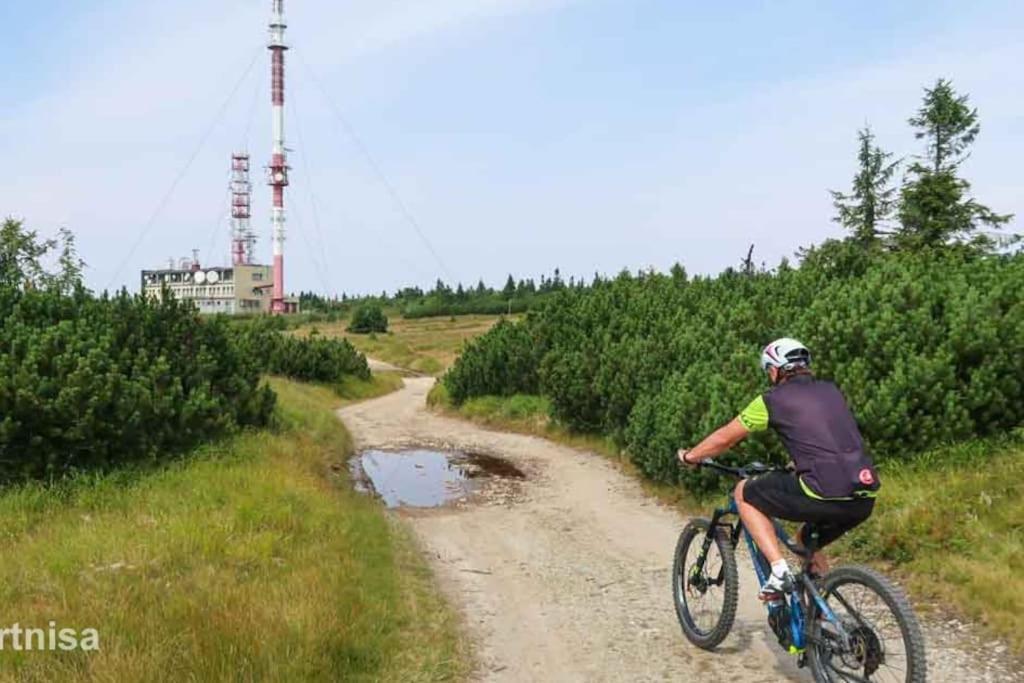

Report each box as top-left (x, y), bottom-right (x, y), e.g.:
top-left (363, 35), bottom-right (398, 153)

top-left (680, 418), bottom-right (750, 465)
top-left (679, 395), bottom-right (768, 465)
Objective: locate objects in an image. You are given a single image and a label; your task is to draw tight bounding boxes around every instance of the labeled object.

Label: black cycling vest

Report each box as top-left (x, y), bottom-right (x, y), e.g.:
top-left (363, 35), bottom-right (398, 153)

top-left (764, 375), bottom-right (880, 499)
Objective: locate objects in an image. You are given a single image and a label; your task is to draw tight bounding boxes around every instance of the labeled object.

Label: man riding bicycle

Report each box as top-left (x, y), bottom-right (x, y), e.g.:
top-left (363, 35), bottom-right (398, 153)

top-left (677, 338), bottom-right (879, 596)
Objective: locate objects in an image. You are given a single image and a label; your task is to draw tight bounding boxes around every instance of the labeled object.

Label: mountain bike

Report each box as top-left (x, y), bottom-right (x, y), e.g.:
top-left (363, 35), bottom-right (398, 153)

top-left (672, 459), bottom-right (926, 682)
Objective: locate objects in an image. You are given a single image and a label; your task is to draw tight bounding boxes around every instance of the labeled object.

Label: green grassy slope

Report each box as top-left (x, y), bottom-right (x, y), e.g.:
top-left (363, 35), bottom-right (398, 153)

top-left (0, 377), bottom-right (466, 682)
top-left (836, 435), bottom-right (1024, 651)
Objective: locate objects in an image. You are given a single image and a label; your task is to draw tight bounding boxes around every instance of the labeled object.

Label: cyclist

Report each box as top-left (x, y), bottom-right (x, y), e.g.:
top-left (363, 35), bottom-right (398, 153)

top-left (677, 338), bottom-right (879, 596)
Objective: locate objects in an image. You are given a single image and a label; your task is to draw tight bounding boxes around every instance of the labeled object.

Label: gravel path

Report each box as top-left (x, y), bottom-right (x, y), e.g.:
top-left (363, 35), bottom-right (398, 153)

top-left (365, 357), bottom-right (406, 374)
top-left (339, 376), bottom-right (1019, 682)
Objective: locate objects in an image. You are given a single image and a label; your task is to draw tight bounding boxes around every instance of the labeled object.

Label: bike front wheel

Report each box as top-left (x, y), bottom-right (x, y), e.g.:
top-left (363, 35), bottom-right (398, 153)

top-left (672, 518), bottom-right (738, 650)
top-left (808, 565), bottom-right (927, 683)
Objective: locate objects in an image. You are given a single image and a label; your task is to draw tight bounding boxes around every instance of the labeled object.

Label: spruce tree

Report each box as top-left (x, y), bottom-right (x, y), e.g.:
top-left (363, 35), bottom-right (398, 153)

top-left (830, 127), bottom-right (899, 246)
top-left (1, 219), bottom-right (54, 289)
top-left (741, 244), bottom-right (756, 275)
top-left (896, 79), bottom-right (1012, 249)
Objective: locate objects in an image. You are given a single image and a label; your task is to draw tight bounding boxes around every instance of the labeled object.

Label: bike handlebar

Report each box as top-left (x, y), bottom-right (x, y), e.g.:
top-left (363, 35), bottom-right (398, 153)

top-left (692, 457), bottom-right (787, 479)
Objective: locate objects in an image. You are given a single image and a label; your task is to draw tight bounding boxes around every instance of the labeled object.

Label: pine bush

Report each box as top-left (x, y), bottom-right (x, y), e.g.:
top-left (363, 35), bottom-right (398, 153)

top-left (0, 288), bottom-right (275, 482)
top-left (232, 318), bottom-right (371, 383)
top-left (443, 319), bottom-right (542, 404)
top-left (443, 250), bottom-right (1024, 492)
top-left (347, 304), bottom-right (388, 334)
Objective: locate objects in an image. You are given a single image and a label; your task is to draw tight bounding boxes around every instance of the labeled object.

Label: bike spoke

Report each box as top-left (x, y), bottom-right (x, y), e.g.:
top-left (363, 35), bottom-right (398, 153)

top-left (822, 583), bottom-right (911, 682)
top-left (680, 538), bottom-right (726, 635)
top-left (826, 659), bottom-right (873, 683)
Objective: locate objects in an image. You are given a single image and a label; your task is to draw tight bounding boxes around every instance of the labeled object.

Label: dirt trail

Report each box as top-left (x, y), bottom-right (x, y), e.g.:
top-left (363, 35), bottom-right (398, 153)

top-left (339, 377), bottom-right (1016, 682)
top-left (365, 357), bottom-right (405, 374)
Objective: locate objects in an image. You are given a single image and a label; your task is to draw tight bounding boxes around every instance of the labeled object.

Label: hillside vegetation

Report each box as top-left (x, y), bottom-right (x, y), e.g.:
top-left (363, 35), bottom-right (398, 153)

top-left (0, 218), bottom-right (466, 677)
top-left (300, 313), bottom-right (505, 376)
top-left (833, 434), bottom-right (1024, 651)
top-left (0, 219), bottom-right (368, 483)
top-left (0, 378), bottom-right (465, 681)
top-left (0, 222), bottom-right (270, 482)
top-left (443, 79), bottom-right (1021, 493)
top-left (444, 248), bottom-right (1024, 491)
top-left (437, 79), bottom-right (1023, 648)
top-left (300, 270), bottom-right (574, 320)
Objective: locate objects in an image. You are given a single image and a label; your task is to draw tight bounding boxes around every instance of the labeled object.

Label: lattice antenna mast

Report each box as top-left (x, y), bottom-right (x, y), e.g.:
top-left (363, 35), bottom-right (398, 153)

top-left (268, 0), bottom-right (290, 312)
top-left (230, 153), bottom-right (255, 265)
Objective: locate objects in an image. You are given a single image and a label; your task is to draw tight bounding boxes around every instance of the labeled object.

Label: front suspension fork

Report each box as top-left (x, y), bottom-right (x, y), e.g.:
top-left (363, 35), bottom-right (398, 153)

top-left (692, 502), bottom-right (739, 586)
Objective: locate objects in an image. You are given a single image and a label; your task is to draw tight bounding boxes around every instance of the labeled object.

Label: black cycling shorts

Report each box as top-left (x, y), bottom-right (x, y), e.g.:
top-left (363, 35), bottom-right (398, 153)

top-left (743, 471), bottom-right (874, 548)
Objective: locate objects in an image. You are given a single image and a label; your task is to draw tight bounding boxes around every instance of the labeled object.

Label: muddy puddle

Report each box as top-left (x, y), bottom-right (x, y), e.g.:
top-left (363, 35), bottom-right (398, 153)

top-left (351, 449), bottom-right (525, 509)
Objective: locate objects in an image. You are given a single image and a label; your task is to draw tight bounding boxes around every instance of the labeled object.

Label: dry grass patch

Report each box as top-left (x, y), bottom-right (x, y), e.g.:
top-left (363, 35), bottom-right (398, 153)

top-left (300, 314), bottom-right (506, 376)
top-left (336, 371), bottom-right (405, 406)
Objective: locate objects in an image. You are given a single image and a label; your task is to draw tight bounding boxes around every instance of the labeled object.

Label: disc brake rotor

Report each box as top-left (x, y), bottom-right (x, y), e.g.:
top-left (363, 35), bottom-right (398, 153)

top-left (841, 624), bottom-right (883, 676)
top-left (687, 565), bottom-right (708, 596)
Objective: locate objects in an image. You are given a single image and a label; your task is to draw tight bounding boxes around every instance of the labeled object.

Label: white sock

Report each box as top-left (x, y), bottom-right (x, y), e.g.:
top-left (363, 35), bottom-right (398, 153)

top-left (771, 559), bottom-right (790, 579)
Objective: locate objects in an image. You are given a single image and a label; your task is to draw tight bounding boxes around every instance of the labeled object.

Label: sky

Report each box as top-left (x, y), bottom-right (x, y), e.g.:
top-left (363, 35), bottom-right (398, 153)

top-left (2, 0), bottom-right (1021, 295)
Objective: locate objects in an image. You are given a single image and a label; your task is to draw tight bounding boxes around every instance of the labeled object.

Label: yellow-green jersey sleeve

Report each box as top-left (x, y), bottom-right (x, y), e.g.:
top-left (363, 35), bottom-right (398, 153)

top-left (737, 395), bottom-right (769, 432)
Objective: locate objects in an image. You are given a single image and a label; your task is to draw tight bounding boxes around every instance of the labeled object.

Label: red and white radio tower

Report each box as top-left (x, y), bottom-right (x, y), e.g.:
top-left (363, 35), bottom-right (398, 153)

top-left (230, 153), bottom-right (255, 265)
top-left (268, 0), bottom-right (290, 313)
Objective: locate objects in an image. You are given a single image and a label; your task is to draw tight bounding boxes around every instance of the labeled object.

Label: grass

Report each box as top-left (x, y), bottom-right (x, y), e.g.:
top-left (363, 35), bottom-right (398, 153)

top-left (430, 382), bottom-right (1024, 653)
top-left (298, 313), bottom-right (507, 376)
top-left (335, 371), bottom-right (405, 405)
top-left (835, 434), bottom-right (1024, 651)
top-left (0, 376), bottom-right (466, 682)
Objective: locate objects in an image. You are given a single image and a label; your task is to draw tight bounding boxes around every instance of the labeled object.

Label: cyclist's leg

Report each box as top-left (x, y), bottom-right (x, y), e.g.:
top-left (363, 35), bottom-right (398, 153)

top-left (797, 526), bottom-right (830, 575)
top-left (737, 471), bottom-right (816, 565)
top-left (799, 499), bottom-right (874, 574)
top-left (746, 475), bottom-right (879, 581)
top-left (735, 479), bottom-right (785, 564)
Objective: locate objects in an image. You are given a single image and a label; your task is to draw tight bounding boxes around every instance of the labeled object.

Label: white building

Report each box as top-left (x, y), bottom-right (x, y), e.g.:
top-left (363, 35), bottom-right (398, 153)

top-left (141, 262), bottom-right (279, 315)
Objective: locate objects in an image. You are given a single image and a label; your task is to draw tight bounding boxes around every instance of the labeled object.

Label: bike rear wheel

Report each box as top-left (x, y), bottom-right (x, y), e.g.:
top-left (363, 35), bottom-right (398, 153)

top-left (672, 518), bottom-right (738, 650)
top-left (808, 565), bottom-right (926, 683)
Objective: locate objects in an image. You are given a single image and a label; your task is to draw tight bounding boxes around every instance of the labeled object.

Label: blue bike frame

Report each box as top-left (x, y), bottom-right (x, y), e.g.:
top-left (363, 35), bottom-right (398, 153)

top-left (714, 496), bottom-right (844, 653)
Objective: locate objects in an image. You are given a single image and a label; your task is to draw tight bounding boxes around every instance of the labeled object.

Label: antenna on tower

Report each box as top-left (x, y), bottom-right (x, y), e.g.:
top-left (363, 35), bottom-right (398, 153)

top-left (230, 153), bottom-right (255, 264)
top-left (267, 0), bottom-right (291, 313)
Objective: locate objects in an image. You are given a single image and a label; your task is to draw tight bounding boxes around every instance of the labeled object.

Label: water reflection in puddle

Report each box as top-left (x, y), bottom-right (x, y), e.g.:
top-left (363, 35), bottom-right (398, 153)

top-left (353, 449), bottom-right (524, 509)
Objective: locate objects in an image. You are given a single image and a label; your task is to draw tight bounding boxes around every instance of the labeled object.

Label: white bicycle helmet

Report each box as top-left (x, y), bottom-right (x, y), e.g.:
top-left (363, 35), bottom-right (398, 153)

top-left (761, 337), bottom-right (811, 371)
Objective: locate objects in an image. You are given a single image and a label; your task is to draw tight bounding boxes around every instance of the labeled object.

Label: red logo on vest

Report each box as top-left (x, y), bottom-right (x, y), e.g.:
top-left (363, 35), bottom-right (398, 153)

top-left (859, 468), bottom-right (875, 486)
